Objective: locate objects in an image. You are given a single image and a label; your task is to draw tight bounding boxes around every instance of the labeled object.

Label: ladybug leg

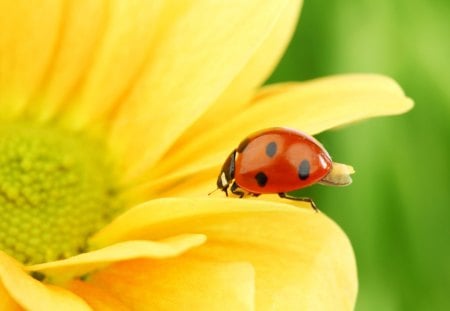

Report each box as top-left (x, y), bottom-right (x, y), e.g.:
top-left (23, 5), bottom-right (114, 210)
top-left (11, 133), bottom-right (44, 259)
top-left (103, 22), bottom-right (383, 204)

top-left (230, 181), bottom-right (246, 198)
top-left (278, 193), bottom-right (318, 212)
top-left (223, 186), bottom-right (229, 197)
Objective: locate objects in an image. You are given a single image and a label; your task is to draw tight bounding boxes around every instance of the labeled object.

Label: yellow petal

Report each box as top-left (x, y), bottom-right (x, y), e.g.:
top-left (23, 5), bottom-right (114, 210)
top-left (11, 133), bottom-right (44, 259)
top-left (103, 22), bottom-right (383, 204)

top-left (173, 0), bottom-right (303, 144)
top-left (107, 0), bottom-right (293, 183)
top-left (0, 0), bottom-right (63, 120)
top-left (92, 198), bottom-right (357, 310)
top-left (0, 251), bottom-right (90, 310)
top-left (0, 1), bottom-right (165, 126)
top-left (0, 282), bottom-right (21, 311)
top-left (150, 74), bottom-right (413, 181)
top-left (91, 198), bottom-right (293, 245)
top-left (55, 0), bottom-right (164, 130)
top-left (27, 234), bottom-right (206, 282)
top-left (25, 0), bottom-right (108, 123)
top-left (246, 74), bottom-right (413, 133)
top-left (123, 165), bottom-right (218, 204)
top-left (73, 257), bottom-right (254, 311)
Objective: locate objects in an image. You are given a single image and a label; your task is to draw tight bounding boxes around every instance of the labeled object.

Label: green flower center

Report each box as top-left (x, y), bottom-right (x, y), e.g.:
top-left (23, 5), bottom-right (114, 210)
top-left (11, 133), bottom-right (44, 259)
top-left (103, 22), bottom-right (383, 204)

top-left (0, 123), bottom-right (121, 265)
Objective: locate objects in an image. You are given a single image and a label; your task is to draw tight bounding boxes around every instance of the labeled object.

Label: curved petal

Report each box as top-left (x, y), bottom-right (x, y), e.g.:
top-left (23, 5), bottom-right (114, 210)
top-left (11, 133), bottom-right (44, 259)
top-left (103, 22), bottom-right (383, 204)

top-left (150, 74), bottom-right (413, 181)
top-left (92, 198), bottom-right (357, 310)
top-left (71, 258), bottom-right (255, 311)
top-left (171, 0), bottom-right (303, 146)
top-left (0, 0), bottom-right (64, 120)
top-left (107, 0), bottom-right (293, 183)
top-left (0, 251), bottom-right (90, 310)
top-left (27, 234), bottom-right (205, 282)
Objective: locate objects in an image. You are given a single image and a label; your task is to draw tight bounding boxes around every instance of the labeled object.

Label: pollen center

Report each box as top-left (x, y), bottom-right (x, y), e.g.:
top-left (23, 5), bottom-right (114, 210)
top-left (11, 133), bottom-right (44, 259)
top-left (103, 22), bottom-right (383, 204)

top-left (0, 123), bottom-right (121, 264)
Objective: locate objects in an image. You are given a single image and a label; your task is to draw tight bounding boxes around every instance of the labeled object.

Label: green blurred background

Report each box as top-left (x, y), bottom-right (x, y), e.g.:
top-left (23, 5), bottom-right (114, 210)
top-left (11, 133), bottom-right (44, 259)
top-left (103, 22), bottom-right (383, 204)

top-left (267, 0), bottom-right (450, 310)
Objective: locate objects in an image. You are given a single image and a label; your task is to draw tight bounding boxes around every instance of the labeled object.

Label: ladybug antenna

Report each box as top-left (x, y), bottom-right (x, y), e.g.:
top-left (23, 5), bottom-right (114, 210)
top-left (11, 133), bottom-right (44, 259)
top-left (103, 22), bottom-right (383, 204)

top-left (208, 188), bottom-right (219, 196)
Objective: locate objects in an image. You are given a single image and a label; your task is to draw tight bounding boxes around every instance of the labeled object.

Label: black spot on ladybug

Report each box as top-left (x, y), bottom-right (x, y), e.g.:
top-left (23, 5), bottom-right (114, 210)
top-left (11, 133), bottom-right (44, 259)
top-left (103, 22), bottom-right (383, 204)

top-left (298, 160), bottom-right (310, 180)
top-left (237, 138), bottom-right (250, 153)
top-left (255, 172), bottom-right (268, 187)
top-left (265, 141), bottom-right (277, 158)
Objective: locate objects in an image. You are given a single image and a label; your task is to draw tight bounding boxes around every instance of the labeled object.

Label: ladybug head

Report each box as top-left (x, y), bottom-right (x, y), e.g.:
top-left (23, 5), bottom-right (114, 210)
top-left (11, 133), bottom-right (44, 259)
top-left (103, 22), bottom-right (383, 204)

top-left (215, 150), bottom-right (236, 196)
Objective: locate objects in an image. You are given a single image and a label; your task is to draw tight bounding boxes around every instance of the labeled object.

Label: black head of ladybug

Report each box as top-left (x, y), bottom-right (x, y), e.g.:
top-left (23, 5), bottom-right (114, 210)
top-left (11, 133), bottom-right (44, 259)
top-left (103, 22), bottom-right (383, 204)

top-left (216, 150), bottom-right (236, 196)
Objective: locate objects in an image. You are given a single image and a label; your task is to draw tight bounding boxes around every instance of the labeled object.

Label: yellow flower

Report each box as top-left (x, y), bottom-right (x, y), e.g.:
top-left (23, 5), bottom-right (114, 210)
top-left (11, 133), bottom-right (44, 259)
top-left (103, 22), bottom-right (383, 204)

top-left (0, 1), bottom-right (412, 310)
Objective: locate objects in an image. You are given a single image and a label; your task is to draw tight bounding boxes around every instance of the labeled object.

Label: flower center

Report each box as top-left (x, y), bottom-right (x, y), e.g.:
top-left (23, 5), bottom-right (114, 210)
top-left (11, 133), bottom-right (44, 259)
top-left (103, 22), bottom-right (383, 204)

top-left (0, 123), bottom-right (121, 264)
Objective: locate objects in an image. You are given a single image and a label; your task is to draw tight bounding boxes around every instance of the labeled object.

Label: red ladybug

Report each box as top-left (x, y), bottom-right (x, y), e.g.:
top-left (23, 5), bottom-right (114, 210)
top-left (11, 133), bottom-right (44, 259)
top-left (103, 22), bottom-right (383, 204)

top-left (216, 127), bottom-right (353, 210)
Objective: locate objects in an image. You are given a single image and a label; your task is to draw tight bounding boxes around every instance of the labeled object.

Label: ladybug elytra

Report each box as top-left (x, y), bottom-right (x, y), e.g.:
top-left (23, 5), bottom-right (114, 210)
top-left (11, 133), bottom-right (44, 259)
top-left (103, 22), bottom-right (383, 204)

top-left (215, 127), bottom-right (354, 210)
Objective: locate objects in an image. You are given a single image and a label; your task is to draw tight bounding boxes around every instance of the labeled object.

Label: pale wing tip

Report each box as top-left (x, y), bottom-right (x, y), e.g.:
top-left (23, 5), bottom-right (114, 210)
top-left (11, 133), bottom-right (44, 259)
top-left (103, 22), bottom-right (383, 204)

top-left (320, 162), bottom-right (354, 186)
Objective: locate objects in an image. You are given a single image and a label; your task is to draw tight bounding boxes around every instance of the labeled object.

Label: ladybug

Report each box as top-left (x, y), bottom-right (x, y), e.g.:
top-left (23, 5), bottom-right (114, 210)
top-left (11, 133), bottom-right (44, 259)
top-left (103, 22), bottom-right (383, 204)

top-left (215, 127), bottom-right (354, 210)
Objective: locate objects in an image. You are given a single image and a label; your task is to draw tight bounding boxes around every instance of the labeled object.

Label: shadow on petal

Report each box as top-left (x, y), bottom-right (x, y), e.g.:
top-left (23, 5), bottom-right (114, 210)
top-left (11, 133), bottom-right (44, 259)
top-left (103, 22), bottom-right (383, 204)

top-left (71, 256), bottom-right (255, 311)
top-left (0, 281), bottom-right (21, 311)
top-left (69, 280), bottom-right (130, 311)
